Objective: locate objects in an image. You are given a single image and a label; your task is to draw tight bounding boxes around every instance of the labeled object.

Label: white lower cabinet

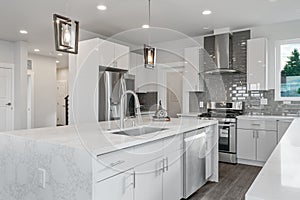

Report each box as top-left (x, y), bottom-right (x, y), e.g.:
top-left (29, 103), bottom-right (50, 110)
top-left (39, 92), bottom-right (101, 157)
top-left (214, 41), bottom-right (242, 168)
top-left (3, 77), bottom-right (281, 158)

top-left (277, 119), bottom-right (292, 142)
top-left (163, 150), bottom-right (182, 200)
top-left (95, 169), bottom-right (134, 200)
top-left (256, 130), bottom-right (277, 162)
top-left (135, 157), bottom-right (164, 200)
top-left (237, 129), bottom-right (256, 160)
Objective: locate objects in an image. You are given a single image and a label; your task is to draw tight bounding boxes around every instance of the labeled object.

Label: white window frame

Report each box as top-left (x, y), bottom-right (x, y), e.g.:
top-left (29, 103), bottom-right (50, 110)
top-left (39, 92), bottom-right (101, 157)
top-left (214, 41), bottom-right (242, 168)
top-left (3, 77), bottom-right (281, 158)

top-left (275, 38), bottom-right (300, 101)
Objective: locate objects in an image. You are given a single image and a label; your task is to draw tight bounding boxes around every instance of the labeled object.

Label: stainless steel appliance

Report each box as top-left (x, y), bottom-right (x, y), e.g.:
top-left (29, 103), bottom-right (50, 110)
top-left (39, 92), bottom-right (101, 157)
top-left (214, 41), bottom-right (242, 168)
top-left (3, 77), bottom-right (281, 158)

top-left (183, 128), bottom-right (207, 199)
top-left (98, 66), bottom-right (135, 121)
top-left (199, 102), bottom-right (244, 164)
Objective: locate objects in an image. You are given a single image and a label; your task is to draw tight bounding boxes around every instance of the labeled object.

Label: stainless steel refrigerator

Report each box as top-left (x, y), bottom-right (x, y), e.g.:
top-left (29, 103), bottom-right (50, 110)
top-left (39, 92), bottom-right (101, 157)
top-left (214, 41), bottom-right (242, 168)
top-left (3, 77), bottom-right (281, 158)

top-left (98, 66), bottom-right (135, 121)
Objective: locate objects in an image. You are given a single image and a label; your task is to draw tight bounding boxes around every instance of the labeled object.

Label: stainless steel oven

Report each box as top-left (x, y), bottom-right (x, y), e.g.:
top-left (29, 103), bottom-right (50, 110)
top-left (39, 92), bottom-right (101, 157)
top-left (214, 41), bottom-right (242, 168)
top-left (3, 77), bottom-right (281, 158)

top-left (198, 102), bottom-right (244, 164)
top-left (218, 122), bottom-right (237, 163)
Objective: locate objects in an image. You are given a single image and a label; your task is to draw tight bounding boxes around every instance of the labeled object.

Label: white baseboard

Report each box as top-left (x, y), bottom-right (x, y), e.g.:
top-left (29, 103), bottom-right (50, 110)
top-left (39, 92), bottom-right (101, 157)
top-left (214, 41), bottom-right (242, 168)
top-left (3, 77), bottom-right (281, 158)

top-left (237, 159), bottom-right (265, 167)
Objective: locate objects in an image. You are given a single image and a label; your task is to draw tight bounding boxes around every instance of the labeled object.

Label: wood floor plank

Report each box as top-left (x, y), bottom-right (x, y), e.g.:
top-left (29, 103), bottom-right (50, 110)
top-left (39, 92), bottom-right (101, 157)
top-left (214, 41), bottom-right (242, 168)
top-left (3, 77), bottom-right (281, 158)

top-left (188, 163), bottom-right (262, 200)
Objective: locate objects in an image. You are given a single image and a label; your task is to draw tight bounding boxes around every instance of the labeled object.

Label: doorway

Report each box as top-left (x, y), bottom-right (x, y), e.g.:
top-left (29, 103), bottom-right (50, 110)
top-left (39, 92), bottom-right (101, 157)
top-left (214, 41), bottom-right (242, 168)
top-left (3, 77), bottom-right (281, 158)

top-left (166, 72), bottom-right (183, 118)
top-left (0, 67), bottom-right (13, 131)
top-left (27, 71), bottom-right (34, 129)
top-left (56, 80), bottom-right (68, 126)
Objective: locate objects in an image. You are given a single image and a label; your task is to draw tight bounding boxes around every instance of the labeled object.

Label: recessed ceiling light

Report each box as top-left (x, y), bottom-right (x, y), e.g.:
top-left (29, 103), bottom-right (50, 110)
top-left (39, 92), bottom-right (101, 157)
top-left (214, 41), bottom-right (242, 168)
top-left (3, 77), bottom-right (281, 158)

top-left (202, 10), bottom-right (212, 15)
top-left (56, 60), bottom-right (60, 64)
top-left (142, 24), bottom-right (150, 29)
top-left (19, 30), bottom-right (28, 34)
top-left (269, 0), bottom-right (277, 2)
top-left (203, 27), bottom-right (210, 30)
top-left (57, 53), bottom-right (63, 56)
top-left (97, 5), bottom-right (107, 11)
top-left (34, 49), bottom-right (40, 52)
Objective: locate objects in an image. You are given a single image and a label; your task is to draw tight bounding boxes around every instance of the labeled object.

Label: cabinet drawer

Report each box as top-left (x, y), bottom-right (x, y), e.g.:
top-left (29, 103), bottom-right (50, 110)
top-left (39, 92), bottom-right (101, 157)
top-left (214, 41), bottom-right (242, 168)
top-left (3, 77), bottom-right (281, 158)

top-left (237, 119), bottom-right (277, 131)
top-left (163, 134), bottom-right (183, 154)
top-left (94, 147), bottom-right (136, 182)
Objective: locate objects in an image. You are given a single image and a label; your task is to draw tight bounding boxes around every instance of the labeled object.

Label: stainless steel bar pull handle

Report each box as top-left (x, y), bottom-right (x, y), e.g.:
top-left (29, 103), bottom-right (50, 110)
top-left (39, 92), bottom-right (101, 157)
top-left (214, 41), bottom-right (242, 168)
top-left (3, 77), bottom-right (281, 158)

top-left (6, 102), bottom-right (11, 106)
top-left (166, 157), bottom-right (169, 171)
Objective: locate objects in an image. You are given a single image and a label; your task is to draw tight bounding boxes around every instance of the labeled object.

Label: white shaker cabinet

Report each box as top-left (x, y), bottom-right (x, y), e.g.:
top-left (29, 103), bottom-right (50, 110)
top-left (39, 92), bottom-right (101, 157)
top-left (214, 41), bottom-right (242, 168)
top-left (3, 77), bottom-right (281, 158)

top-left (99, 40), bottom-right (115, 68)
top-left (256, 130), bottom-right (277, 162)
top-left (163, 150), bottom-right (183, 200)
top-left (134, 157), bottom-right (164, 200)
top-left (237, 118), bottom-right (277, 164)
top-left (115, 43), bottom-right (130, 71)
top-left (247, 38), bottom-right (268, 91)
top-left (95, 169), bottom-right (134, 200)
top-left (237, 129), bottom-right (256, 161)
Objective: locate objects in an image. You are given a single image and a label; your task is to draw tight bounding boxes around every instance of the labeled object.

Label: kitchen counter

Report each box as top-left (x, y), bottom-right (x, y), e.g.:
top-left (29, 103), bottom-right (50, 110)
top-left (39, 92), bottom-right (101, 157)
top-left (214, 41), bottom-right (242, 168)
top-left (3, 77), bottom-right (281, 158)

top-left (237, 115), bottom-right (295, 120)
top-left (177, 112), bottom-right (201, 118)
top-left (246, 118), bottom-right (300, 200)
top-left (1, 116), bottom-right (217, 156)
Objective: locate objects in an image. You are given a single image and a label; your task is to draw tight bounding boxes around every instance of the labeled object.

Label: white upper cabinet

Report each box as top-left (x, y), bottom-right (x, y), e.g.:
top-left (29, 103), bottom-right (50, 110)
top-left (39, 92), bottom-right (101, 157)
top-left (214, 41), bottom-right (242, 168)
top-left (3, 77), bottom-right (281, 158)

top-left (99, 40), bottom-right (115, 68)
top-left (115, 43), bottom-right (130, 71)
top-left (99, 40), bottom-right (130, 71)
top-left (183, 47), bottom-right (204, 92)
top-left (247, 38), bottom-right (268, 91)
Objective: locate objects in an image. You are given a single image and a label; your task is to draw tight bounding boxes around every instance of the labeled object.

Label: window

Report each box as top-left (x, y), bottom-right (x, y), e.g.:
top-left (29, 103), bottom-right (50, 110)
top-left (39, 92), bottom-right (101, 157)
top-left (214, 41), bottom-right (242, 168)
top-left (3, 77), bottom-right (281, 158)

top-left (275, 39), bottom-right (300, 101)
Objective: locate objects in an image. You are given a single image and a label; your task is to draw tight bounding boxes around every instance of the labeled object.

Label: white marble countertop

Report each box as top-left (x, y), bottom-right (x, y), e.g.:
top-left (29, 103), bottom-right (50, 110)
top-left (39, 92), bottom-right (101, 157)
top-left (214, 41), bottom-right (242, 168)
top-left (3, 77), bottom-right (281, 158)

top-left (237, 115), bottom-right (295, 120)
top-left (1, 117), bottom-right (217, 156)
top-left (177, 112), bottom-right (201, 117)
top-left (246, 118), bottom-right (300, 200)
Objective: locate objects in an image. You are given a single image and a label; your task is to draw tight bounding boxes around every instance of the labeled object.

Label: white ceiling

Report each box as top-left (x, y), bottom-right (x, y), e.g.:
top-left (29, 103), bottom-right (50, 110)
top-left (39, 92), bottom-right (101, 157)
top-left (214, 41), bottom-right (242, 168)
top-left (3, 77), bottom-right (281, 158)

top-left (0, 0), bottom-right (300, 68)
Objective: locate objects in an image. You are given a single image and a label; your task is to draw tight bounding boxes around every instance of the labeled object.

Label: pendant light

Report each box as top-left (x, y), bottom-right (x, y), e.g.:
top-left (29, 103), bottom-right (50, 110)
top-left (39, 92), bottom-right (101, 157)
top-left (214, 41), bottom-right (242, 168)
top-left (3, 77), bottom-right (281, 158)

top-left (53, 14), bottom-right (79, 54)
top-left (144, 0), bottom-right (156, 69)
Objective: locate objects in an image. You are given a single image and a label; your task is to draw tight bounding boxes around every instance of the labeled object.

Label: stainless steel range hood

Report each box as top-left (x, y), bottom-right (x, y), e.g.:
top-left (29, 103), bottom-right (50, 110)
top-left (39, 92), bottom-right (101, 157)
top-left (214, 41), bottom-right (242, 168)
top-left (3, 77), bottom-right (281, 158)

top-left (204, 33), bottom-right (241, 74)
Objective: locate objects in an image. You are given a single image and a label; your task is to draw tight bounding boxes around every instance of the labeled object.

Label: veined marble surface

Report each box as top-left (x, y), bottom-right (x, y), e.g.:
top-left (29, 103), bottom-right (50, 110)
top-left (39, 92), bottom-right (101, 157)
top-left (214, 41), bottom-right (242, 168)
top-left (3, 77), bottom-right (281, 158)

top-left (0, 117), bottom-right (217, 200)
top-left (246, 118), bottom-right (300, 200)
top-left (2, 117), bottom-right (217, 156)
top-left (237, 115), bottom-right (295, 120)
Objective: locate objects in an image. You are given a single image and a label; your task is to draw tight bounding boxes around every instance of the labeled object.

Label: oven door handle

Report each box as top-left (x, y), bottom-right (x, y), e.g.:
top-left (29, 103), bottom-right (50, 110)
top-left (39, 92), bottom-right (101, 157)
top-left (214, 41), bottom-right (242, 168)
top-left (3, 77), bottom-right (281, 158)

top-left (218, 124), bottom-right (235, 127)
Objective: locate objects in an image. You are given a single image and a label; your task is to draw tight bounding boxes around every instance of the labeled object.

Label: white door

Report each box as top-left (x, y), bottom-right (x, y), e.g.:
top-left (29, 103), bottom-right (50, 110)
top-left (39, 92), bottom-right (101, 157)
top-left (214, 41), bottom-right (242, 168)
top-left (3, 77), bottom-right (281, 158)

top-left (163, 151), bottom-right (183, 200)
top-left (237, 129), bottom-right (256, 160)
top-left (256, 130), bottom-right (277, 162)
top-left (0, 68), bottom-right (13, 132)
top-left (94, 169), bottom-right (134, 200)
top-left (27, 73), bottom-right (34, 129)
top-left (167, 72), bottom-right (183, 118)
top-left (134, 157), bottom-right (163, 200)
top-left (56, 81), bottom-right (67, 126)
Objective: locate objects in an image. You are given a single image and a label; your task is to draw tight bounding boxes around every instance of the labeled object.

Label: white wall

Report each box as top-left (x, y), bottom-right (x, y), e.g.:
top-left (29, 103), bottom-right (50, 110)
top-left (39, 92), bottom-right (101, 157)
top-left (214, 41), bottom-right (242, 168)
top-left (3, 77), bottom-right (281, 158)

top-left (29, 54), bottom-right (56, 128)
top-left (251, 19), bottom-right (300, 89)
top-left (0, 40), bottom-right (28, 130)
top-left (57, 68), bottom-right (69, 81)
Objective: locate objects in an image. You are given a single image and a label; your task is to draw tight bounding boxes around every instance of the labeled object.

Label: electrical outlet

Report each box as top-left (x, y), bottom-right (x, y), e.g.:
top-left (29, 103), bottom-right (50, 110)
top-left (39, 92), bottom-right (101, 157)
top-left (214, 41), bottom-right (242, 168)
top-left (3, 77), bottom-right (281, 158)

top-left (260, 98), bottom-right (268, 105)
top-left (38, 168), bottom-right (46, 188)
top-left (199, 101), bottom-right (204, 108)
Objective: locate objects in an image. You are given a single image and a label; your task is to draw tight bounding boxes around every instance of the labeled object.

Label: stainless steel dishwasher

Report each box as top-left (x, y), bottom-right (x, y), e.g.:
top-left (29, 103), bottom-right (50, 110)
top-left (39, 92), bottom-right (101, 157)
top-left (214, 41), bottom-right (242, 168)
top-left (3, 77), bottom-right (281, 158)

top-left (183, 128), bottom-right (207, 199)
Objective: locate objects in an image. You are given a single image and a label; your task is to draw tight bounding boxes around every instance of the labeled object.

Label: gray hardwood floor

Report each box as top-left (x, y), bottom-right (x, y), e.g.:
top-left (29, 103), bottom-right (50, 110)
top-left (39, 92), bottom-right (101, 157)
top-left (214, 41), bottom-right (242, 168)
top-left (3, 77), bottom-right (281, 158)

top-left (188, 163), bottom-right (262, 200)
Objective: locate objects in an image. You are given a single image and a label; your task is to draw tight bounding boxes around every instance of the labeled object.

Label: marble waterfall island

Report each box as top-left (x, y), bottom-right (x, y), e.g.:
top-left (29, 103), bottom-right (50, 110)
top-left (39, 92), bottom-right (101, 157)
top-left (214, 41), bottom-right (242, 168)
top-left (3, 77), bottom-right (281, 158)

top-left (0, 117), bottom-right (218, 200)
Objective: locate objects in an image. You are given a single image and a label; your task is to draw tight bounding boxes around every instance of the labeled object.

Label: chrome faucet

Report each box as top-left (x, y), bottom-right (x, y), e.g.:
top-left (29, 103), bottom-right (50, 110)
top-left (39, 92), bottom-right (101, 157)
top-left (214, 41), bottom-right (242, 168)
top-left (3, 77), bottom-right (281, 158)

top-left (120, 90), bottom-right (141, 129)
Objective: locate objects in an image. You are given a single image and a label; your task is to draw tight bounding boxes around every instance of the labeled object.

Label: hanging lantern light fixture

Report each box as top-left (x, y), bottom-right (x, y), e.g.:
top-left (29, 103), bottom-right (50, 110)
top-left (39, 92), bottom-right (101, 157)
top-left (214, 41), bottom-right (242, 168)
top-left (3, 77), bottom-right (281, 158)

top-left (144, 0), bottom-right (156, 69)
top-left (53, 14), bottom-right (79, 54)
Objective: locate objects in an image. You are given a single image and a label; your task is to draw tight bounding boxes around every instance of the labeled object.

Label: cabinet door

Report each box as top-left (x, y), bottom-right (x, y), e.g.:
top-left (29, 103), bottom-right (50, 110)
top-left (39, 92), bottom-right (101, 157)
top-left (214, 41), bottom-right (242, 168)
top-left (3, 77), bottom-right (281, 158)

top-left (277, 120), bottom-right (292, 142)
top-left (256, 130), bottom-right (277, 162)
top-left (94, 170), bottom-right (134, 200)
top-left (99, 40), bottom-right (115, 68)
top-left (183, 47), bottom-right (202, 91)
top-left (247, 38), bottom-right (268, 91)
top-left (163, 151), bottom-right (183, 200)
top-left (237, 129), bottom-right (256, 160)
top-left (134, 157), bottom-right (163, 200)
top-left (115, 44), bottom-right (129, 70)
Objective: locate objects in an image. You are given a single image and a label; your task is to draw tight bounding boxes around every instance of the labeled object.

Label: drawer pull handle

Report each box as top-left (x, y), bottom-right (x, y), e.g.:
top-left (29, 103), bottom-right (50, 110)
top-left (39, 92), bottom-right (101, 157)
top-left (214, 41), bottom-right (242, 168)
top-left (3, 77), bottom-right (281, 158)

top-left (110, 160), bottom-right (125, 167)
top-left (252, 124), bottom-right (261, 126)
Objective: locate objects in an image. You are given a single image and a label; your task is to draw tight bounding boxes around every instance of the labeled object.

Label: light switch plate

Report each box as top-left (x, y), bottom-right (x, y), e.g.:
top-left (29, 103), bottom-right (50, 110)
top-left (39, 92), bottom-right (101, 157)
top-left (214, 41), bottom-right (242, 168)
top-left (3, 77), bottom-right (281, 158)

top-left (260, 98), bottom-right (268, 105)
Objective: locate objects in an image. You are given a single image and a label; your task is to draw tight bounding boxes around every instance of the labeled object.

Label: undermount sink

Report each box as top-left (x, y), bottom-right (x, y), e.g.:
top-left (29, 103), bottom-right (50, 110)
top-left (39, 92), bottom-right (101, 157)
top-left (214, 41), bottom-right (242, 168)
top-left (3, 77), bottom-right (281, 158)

top-left (110, 126), bottom-right (168, 137)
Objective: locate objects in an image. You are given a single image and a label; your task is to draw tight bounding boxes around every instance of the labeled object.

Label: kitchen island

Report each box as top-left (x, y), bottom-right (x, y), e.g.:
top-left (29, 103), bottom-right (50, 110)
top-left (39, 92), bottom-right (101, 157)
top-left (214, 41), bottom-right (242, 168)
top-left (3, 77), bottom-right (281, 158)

top-left (246, 117), bottom-right (300, 200)
top-left (0, 117), bottom-right (218, 200)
